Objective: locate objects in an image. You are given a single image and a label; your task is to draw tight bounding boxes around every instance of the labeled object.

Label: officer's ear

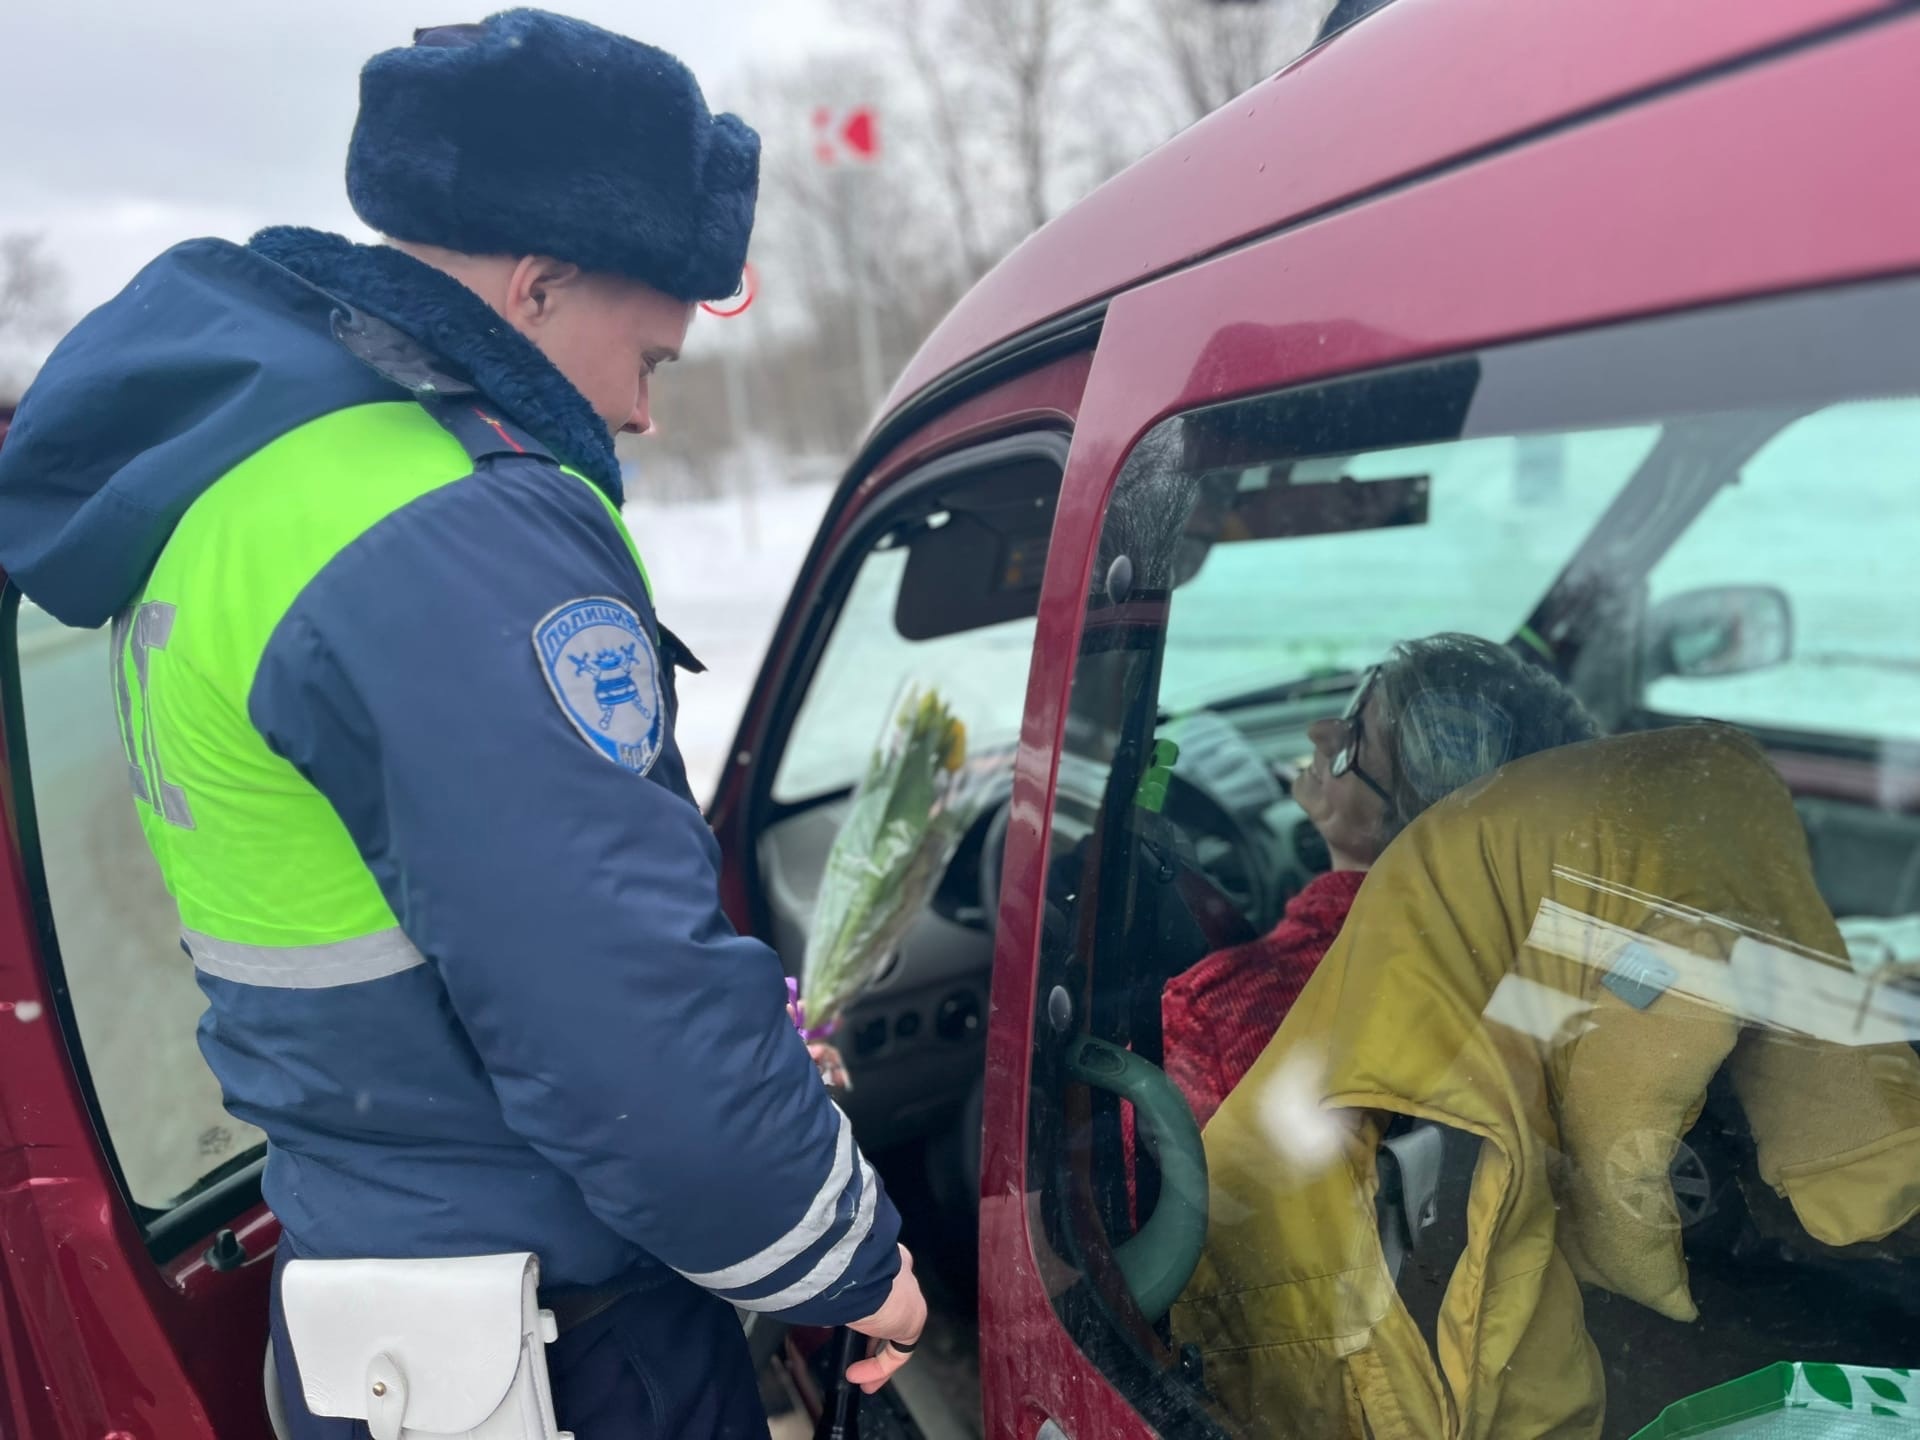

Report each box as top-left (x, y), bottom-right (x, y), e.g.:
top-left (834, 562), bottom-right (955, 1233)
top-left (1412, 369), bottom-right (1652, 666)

top-left (505, 255), bottom-right (585, 329)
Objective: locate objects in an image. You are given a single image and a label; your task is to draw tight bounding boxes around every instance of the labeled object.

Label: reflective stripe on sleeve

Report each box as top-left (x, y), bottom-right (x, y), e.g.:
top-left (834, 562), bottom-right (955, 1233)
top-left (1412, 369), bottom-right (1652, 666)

top-left (676, 1105), bottom-right (857, 1292)
top-left (184, 926), bottom-right (426, 989)
top-left (727, 1154), bottom-right (881, 1314)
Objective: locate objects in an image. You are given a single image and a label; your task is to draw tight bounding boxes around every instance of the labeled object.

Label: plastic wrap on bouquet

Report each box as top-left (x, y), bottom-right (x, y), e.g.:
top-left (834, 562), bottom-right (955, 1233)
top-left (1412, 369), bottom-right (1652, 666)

top-left (794, 682), bottom-right (986, 1066)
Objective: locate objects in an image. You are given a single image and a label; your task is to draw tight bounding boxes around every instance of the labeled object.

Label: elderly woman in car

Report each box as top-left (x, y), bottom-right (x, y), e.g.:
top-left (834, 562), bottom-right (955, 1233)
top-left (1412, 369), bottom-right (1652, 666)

top-left (1157, 633), bottom-right (1598, 1133)
top-left (1177, 719), bottom-right (1920, 1438)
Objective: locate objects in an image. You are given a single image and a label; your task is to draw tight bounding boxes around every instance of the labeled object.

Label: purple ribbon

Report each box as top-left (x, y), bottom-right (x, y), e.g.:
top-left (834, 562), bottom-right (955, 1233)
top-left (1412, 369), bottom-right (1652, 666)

top-left (785, 977), bottom-right (838, 1042)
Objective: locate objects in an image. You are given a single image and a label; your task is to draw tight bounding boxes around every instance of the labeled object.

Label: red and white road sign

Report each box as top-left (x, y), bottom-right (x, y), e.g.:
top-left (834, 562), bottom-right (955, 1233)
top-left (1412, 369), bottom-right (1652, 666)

top-left (812, 106), bottom-right (879, 164)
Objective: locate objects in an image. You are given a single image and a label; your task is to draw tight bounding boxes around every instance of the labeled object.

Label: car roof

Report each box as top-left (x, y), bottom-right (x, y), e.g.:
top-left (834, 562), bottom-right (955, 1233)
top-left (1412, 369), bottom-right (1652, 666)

top-left (878, 0), bottom-right (1890, 426)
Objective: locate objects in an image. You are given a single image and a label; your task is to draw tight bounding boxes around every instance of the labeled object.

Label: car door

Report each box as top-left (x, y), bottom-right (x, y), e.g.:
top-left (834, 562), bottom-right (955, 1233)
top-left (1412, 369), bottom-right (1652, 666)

top-left (986, 15), bottom-right (1920, 1440)
top-left (703, 346), bottom-right (1095, 1423)
top-left (0, 575), bottom-right (278, 1438)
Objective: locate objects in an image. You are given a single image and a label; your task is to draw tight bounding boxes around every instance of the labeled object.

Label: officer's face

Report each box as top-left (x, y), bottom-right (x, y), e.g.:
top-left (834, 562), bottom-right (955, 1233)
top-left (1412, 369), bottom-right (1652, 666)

top-left (507, 258), bottom-right (695, 436)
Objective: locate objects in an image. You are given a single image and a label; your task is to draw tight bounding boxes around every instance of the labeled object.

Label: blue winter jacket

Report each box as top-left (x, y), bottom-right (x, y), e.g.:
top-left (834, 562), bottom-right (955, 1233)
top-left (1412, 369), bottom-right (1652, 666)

top-left (0, 229), bottom-right (901, 1322)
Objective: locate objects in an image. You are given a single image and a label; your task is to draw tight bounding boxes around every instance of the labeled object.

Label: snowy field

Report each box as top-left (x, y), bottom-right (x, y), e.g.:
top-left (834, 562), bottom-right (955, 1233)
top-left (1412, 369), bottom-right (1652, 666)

top-left (623, 474), bottom-right (836, 803)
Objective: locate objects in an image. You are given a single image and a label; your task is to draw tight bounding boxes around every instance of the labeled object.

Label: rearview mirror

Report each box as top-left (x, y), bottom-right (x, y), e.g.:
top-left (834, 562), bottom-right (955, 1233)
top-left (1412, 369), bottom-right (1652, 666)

top-left (1643, 584), bottom-right (1792, 681)
top-left (1161, 466), bottom-right (1432, 592)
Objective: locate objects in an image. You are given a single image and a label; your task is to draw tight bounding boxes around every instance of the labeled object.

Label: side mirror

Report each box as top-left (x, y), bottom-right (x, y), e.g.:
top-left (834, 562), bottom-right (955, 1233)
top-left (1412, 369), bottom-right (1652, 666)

top-left (1643, 585), bottom-right (1792, 682)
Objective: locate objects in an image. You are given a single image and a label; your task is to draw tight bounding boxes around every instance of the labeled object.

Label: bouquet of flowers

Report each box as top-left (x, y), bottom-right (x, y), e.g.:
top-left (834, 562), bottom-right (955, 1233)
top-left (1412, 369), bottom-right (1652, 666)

top-left (791, 682), bottom-right (984, 1083)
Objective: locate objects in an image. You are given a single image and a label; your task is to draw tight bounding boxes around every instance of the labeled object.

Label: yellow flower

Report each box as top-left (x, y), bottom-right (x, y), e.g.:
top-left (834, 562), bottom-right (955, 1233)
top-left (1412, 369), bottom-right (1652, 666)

top-left (942, 720), bottom-right (968, 772)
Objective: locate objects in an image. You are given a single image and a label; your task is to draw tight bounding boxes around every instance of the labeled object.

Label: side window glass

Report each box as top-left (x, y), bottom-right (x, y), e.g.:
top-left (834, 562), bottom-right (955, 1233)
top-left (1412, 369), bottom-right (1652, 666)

top-left (1031, 286), bottom-right (1920, 1437)
top-left (9, 601), bottom-right (263, 1214)
top-left (1645, 399), bottom-right (1920, 745)
top-left (772, 446), bottom-right (1062, 804)
top-left (773, 542), bottom-right (1039, 803)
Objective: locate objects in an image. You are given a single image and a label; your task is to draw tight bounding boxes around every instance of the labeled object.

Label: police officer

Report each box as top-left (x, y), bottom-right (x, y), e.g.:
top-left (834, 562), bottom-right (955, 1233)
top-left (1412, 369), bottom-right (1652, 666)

top-left (0, 11), bottom-right (922, 1436)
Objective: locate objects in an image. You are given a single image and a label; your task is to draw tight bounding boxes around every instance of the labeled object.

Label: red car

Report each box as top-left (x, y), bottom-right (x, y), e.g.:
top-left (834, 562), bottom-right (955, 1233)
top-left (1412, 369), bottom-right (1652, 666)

top-left (5, 0), bottom-right (1920, 1435)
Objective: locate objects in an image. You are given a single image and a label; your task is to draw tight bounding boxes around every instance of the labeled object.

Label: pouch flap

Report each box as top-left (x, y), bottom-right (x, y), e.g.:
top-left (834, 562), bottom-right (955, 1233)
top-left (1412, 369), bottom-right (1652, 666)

top-left (283, 1252), bottom-right (537, 1433)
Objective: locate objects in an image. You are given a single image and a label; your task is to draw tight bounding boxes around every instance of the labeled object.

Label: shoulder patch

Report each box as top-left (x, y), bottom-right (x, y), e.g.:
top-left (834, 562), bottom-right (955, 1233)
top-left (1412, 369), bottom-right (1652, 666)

top-left (534, 597), bottom-right (665, 775)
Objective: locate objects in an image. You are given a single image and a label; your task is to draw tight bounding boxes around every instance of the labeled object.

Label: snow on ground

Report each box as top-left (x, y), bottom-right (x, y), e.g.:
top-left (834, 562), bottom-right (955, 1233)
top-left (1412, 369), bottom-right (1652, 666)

top-left (623, 466), bottom-right (837, 805)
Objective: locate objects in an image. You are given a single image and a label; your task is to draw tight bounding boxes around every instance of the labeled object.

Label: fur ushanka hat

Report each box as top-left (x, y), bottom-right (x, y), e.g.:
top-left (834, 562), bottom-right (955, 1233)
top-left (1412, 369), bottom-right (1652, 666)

top-left (346, 10), bottom-right (759, 302)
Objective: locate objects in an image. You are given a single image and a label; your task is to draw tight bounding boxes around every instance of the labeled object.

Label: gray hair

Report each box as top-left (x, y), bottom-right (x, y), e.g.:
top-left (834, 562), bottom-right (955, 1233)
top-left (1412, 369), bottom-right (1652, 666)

top-left (1373, 633), bottom-right (1598, 842)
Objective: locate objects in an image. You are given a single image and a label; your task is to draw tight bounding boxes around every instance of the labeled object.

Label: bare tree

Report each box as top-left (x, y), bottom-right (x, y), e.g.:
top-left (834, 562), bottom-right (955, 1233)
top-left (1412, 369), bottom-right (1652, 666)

top-left (620, 54), bottom-right (977, 480)
top-left (885, 0), bottom-right (996, 281)
top-left (852, 0), bottom-right (1126, 275)
top-left (1, 233), bottom-right (70, 401)
top-left (1142, 0), bottom-right (1334, 124)
top-left (966, 0), bottom-right (1064, 235)
top-left (746, 55), bottom-right (964, 429)
top-left (0, 233), bottom-right (69, 346)
top-left (622, 0), bottom-right (1342, 500)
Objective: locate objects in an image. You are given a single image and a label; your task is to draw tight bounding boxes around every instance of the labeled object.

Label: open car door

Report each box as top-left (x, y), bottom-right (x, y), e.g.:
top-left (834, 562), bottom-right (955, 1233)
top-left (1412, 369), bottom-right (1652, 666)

top-left (0, 433), bottom-right (279, 1438)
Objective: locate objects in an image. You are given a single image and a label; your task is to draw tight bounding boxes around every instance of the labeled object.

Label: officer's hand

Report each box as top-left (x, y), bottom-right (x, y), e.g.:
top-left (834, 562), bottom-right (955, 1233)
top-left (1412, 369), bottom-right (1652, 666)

top-left (807, 1040), bottom-right (851, 1091)
top-left (845, 1245), bottom-right (927, 1394)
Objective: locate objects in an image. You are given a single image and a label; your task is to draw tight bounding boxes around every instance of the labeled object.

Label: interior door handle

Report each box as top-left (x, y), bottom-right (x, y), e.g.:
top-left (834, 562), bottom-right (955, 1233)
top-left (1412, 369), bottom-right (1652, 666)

top-left (1066, 1035), bottom-right (1209, 1322)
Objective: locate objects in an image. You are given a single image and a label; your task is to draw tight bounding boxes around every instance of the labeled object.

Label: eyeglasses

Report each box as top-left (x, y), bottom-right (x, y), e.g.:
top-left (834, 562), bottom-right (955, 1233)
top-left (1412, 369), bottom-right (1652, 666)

top-left (1329, 666), bottom-right (1396, 814)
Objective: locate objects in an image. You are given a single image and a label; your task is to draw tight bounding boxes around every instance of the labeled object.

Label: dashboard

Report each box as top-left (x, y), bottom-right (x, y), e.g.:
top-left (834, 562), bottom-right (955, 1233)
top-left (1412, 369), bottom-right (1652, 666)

top-left (752, 688), bottom-right (1354, 1152)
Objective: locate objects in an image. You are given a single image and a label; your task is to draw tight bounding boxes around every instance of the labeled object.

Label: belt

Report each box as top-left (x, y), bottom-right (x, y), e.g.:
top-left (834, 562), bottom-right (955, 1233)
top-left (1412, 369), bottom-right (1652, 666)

top-left (541, 1278), bottom-right (641, 1334)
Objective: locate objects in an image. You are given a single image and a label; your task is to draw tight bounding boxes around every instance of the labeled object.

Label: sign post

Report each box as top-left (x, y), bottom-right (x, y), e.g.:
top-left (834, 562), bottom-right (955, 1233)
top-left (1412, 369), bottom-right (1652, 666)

top-left (812, 106), bottom-right (885, 410)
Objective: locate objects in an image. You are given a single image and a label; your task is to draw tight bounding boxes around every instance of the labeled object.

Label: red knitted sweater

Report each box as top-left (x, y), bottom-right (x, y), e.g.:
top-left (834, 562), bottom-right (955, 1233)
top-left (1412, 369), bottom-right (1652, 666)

top-left (1122, 869), bottom-right (1366, 1195)
top-left (1160, 868), bottom-right (1366, 1130)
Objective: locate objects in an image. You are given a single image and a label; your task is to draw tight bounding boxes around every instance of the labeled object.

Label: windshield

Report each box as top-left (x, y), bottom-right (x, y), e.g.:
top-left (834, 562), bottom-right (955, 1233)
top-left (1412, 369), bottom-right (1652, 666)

top-left (1158, 428), bottom-right (1656, 714)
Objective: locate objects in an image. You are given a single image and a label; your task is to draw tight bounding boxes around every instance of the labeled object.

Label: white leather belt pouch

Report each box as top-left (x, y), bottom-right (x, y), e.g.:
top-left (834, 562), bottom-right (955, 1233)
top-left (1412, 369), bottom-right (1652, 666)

top-left (282, 1252), bottom-right (570, 1440)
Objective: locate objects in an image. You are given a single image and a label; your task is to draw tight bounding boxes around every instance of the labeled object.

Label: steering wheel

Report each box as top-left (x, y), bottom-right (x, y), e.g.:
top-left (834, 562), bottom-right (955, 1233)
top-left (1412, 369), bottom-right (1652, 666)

top-left (978, 769), bottom-right (1280, 942)
top-left (1157, 768), bottom-right (1284, 939)
top-left (1067, 1035), bottom-right (1208, 1323)
top-left (977, 792), bottom-right (1017, 928)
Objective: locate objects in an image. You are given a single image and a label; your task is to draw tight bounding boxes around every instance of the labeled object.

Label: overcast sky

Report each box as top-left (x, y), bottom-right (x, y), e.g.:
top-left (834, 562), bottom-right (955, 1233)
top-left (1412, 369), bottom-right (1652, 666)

top-left (0, 1), bottom-right (853, 320)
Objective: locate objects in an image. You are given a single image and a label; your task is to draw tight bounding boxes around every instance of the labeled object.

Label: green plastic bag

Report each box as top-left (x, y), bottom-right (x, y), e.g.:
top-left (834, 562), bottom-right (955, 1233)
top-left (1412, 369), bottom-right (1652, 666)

top-left (1632, 1363), bottom-right (1919, 1438)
